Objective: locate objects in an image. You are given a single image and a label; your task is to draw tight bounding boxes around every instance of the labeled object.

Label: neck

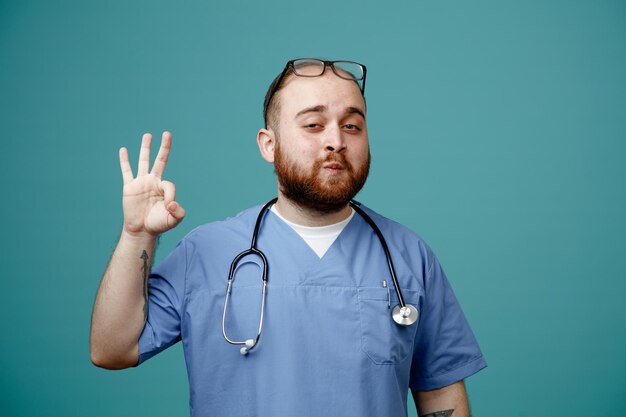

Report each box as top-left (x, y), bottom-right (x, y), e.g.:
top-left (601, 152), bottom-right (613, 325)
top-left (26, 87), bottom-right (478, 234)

top-left (274, 192), bottom-right (353, 227)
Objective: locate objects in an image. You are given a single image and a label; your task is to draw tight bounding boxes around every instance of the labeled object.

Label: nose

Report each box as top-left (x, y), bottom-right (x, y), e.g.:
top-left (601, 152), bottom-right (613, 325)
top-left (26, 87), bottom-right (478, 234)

top-left (323, 125), bottom-right (346, 153)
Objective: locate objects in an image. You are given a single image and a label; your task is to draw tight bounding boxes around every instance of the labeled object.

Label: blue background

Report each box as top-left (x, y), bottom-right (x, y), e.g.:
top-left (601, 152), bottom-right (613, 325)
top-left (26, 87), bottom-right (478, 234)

top-left (1, 1), bottom-right (625, 416)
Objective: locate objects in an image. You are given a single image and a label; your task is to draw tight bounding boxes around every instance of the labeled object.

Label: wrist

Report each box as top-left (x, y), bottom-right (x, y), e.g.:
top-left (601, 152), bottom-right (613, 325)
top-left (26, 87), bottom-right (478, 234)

top-left (120, 226), bottom-right (159, 244)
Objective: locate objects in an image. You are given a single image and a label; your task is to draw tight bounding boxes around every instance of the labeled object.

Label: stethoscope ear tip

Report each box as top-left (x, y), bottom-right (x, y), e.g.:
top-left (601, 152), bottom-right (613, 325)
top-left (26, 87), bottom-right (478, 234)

top-left (240, 339), bottom-right (256, 355)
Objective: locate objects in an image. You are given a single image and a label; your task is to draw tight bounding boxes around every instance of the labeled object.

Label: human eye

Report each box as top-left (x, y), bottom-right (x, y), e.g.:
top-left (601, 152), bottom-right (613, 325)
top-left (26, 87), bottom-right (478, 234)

top-left (303, 121), bottom-right (324, 131)
top-left (343, 123), bottom-right (361, 132)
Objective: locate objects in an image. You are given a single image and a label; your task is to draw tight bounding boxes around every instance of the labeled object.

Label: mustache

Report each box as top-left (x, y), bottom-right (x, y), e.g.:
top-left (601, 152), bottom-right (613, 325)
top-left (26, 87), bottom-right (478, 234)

top-left (316, 153), bottom-right (354, 173)
top-left (321, 154), bottom-right (348, 164)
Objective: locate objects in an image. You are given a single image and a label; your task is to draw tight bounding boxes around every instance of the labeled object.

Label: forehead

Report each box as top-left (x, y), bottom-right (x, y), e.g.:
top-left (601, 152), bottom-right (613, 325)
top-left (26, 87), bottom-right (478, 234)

top-left (278, 70), bottom-right (366, 116)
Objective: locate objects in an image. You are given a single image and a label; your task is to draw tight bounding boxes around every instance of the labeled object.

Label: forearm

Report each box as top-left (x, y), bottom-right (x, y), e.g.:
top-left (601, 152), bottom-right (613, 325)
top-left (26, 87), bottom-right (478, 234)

top-left (412, 380), bottom-right (470, 417)
top-left (90, 229), bottom-right (157, 369)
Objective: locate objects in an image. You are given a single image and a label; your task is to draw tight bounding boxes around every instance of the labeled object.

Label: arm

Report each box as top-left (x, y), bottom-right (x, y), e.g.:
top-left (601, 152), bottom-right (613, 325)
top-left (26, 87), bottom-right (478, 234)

top-left (411, 380), bottom-right (470, 417)
top-left (90, 231), bottom-right (157, 369)
top-left (90, 132), bottom-right (186, 370)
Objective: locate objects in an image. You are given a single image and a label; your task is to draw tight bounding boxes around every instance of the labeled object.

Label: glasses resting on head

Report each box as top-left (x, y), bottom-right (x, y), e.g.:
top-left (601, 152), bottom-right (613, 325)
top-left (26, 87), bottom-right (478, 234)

top-left (263, 58), bottom-right (367, 128)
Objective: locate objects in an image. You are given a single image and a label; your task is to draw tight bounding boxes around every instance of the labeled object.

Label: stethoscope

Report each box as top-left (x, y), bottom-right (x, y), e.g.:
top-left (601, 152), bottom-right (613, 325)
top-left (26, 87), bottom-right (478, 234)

top-left (222, 198), bottom-right (419, 355)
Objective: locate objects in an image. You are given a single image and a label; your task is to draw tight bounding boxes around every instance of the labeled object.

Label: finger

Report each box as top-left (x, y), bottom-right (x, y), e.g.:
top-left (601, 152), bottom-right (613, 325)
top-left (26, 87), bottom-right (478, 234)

top-left (159, 180), bottom-right (176, 206)
top-left (137, 133), bottom-right (152, 176)
top-left (166, 201), bottom-right (186, 221)
top-left (119, 147), bottom-right (134, 185)
top-left (151, 131), bottom-right (172, 178)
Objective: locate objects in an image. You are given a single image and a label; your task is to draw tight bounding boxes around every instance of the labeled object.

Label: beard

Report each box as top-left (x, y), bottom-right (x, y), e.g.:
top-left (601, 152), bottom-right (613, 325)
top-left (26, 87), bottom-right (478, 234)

top-left (274, 139), bottom-right (370, 212)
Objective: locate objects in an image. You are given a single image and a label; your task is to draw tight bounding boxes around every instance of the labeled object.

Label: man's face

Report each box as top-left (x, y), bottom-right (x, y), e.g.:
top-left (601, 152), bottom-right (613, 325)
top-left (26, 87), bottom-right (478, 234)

top-left (272, 69), bottom-right (370, 212)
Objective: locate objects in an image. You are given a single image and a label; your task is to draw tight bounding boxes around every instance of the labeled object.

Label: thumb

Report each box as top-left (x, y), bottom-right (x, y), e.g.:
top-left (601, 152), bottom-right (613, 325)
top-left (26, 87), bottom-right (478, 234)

top-left (166, 201), bottom-right (186, 221)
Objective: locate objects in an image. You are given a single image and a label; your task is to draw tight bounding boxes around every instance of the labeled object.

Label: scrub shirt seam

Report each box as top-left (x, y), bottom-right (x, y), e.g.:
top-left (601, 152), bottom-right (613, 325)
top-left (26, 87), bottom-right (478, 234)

top-left (180, 238), bottom-right (189, 331)
top-left (426, 255), bottom-right (435, 283)
top-left (421, 251), bottom-right (481, 379)
top-left (421, 354), bottom-right (485, 379)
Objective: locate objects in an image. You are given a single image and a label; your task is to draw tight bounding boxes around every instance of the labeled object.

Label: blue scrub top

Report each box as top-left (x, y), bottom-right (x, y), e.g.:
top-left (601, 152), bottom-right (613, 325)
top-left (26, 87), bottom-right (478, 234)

top-left (138, 203), bottom-right (486, 417)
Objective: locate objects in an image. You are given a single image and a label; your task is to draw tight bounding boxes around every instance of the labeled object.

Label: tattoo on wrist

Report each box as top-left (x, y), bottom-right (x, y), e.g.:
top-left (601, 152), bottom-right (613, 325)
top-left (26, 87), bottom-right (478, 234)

top-left (421, 410), bottom-right (454, 417)
top-left (140, 250), bottom-right (149, 319)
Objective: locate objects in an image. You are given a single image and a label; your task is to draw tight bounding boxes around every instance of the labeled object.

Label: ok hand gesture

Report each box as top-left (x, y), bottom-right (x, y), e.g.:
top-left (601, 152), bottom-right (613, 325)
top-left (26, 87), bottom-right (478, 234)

top-left (119, 131), bottom-right (186, 238)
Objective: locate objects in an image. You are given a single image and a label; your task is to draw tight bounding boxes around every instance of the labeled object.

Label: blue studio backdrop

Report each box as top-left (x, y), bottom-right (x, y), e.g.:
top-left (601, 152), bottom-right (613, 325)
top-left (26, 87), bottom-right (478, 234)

top-left (1, 1), bottom-right (625, 416)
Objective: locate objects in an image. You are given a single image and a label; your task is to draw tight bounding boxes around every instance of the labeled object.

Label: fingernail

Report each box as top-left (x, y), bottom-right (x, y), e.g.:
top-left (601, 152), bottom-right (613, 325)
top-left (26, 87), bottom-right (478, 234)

top-left (170, 202), bottom-right (178, 211)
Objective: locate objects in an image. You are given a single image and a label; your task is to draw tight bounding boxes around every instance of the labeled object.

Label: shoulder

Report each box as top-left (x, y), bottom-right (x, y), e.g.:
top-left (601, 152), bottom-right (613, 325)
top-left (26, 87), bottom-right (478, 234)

top-left (354, 201), bottom-right (437, 274)
top-left (180, 204), bottom-right (265, 247)
top-left (355, 202), bottom-right (431, 250)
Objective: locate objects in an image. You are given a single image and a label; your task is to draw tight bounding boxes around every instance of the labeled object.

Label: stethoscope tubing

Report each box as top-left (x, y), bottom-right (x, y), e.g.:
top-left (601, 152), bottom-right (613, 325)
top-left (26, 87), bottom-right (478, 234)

top-left (348, 201), bottom-right (407, 308)
top-left (222, 199), bottom-right (276, 351)
top-left (222, 197), bottom-right (415, 354)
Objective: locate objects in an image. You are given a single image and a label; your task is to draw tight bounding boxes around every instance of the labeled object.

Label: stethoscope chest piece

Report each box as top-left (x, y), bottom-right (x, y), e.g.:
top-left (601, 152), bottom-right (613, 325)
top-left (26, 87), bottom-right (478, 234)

top-left (392, 304), bottom-right (419, 326)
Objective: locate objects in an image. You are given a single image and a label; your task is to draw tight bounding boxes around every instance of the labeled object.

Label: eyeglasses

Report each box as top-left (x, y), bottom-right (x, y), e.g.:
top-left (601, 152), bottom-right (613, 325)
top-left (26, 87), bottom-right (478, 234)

top-left (263, 58), bottom-right (367, 127)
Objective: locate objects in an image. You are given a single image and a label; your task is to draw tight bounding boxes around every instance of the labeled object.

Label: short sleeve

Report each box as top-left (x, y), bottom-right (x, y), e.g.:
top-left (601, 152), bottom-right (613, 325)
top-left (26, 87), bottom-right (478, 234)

top-left (409, 251), bottom-right (487, 390)
top-left (135, 238), bottom-right (188, 365)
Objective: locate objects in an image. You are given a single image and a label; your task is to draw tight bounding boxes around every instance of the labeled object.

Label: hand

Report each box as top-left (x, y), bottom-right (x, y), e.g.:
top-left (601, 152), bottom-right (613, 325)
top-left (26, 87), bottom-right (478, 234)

top-left (119, 131), bottom-right (186, 238)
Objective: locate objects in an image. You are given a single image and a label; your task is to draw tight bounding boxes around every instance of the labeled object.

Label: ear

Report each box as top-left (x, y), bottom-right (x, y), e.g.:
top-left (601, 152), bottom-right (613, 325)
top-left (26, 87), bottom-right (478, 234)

top-left (257, 128), bottom-right (275, 163)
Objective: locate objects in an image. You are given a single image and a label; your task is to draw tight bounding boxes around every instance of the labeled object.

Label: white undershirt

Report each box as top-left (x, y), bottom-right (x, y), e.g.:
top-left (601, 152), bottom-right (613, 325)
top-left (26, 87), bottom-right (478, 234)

top-left (270, 204), bottom-right (355, 258)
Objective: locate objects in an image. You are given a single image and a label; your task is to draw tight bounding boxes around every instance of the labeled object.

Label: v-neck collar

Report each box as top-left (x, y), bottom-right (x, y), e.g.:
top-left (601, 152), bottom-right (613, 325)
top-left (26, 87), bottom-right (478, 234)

top-left (264, 208), bottom-right (360, 263)
top-left (255, 206), bottom-right (371, 288)
top-left (270, 205), bottom-right (355, 259)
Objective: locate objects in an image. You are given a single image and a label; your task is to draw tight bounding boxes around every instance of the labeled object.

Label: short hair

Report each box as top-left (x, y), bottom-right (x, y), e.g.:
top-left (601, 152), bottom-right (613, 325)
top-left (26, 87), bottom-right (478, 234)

top-left (263, 68), bottom-right (295, 131)
top-left (262, 64), bottom-right (366, 132)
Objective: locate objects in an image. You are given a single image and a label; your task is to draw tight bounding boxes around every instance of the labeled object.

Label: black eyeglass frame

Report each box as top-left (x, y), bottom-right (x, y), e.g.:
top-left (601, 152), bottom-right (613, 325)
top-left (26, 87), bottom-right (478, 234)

top-left (263, 58), bottom-right (367, 127)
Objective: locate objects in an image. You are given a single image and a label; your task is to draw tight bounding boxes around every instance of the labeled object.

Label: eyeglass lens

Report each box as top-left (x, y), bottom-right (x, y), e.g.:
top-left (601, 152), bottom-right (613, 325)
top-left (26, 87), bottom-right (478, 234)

top-left (292, 59), bottom-right (364, 81)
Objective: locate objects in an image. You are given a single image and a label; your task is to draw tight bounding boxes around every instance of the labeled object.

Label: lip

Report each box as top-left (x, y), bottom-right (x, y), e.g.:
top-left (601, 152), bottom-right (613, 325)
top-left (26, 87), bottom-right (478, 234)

top-left (323, 162), bottom-right (344, 170)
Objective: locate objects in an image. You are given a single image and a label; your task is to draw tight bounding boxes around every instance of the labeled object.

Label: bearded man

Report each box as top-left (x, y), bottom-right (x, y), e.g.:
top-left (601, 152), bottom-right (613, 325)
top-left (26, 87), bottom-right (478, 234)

top-left (90, 58), bottom-right (486, 417)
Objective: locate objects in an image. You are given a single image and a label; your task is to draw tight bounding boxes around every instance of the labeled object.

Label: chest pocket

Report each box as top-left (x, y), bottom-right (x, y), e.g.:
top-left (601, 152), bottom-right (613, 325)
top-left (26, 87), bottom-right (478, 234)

top-left (357, 287), bottom-right (420, 365)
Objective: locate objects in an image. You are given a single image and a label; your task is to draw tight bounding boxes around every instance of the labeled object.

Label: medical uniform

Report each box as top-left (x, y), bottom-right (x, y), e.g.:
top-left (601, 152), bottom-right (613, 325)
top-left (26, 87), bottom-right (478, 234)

top-left (137, 203), bottom-right (486, 417)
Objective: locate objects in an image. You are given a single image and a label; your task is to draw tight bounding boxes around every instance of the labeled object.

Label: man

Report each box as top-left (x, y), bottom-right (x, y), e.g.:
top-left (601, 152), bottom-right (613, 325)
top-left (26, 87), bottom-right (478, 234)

top-left (90, 58), bottom-right (486, 417)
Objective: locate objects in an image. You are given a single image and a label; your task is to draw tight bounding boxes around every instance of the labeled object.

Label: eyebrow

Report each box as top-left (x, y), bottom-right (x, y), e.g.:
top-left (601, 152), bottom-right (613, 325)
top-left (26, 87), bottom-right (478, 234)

top-left (295, 105), bottom-right (366, 120)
